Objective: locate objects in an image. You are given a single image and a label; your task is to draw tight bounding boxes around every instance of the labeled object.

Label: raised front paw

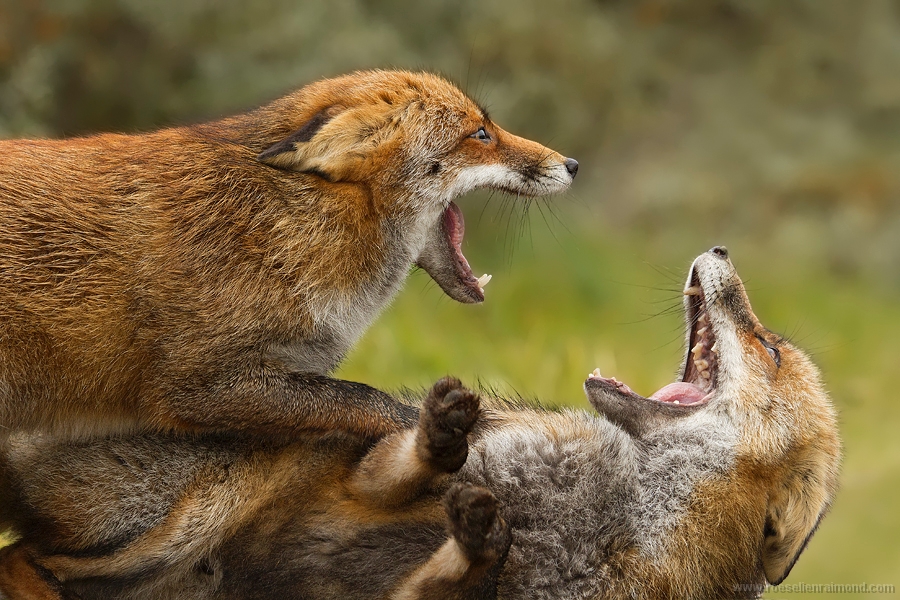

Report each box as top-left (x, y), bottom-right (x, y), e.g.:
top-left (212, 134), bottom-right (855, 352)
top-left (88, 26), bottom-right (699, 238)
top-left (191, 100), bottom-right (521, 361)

top-left (417, 377), bottom-right (480, 473)
top-left (443, 483), bottom-right (511, 565)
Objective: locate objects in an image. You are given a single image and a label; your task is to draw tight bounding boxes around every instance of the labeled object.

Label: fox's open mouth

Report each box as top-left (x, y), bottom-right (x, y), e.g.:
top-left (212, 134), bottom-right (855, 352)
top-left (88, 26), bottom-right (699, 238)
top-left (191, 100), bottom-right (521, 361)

top-left (443, 202), bottom-right (491, 299)
top-left (416, 201), bottom-right (490, 304)
top-left (585, 267), bottom-right (718, 409)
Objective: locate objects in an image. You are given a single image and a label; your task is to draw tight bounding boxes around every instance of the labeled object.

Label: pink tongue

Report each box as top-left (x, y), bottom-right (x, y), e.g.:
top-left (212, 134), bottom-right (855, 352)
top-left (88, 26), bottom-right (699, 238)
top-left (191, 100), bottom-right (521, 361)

top-left (649, 382), bottom-right (707, 405)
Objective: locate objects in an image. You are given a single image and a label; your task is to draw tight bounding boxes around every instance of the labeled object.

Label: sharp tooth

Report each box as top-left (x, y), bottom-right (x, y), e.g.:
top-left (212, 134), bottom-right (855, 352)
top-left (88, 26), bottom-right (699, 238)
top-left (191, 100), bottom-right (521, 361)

top-left (673, 400), bottom-right (680, 404)
top-left (710, 342), bottom-right (718, 354)
top-left (697, 327), bottom-right (708, 337)
top-left (476, 274), bottom-right (492, 289)
top-left (590, 368), bottom-right (602, 379)
top-left (691, 342), bottom-right (704, 356)
top-left (683, 286), bottom-right (701, 296)
top-left (695, 359), bottom-right (709, 371)
top-left (697, 312), bottom-right (708, 323)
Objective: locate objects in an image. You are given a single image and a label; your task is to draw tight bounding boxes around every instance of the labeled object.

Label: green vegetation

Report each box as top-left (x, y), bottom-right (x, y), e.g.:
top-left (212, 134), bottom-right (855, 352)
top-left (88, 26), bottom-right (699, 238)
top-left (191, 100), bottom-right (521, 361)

top-left (2, 0), bottom-right (898, 596)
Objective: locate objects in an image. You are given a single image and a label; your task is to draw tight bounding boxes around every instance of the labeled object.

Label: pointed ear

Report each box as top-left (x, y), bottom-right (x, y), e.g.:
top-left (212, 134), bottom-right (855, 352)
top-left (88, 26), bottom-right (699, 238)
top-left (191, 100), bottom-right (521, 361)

top-left (761, 471), bottom-right (832, 585)
top-left (257, 105), bottom-right (350, 175)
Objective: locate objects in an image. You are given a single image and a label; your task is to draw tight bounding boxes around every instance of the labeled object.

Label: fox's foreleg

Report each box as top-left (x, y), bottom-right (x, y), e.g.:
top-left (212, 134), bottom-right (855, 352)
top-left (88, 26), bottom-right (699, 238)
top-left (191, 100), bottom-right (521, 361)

top-left (350, 377), bottom-right (480, 508)
top-left (161, 366), bottom-right (420, 439)
top-left (352, 378), bottom-right (510, 599)
top-left (391, 483), bottom-right (511, 600)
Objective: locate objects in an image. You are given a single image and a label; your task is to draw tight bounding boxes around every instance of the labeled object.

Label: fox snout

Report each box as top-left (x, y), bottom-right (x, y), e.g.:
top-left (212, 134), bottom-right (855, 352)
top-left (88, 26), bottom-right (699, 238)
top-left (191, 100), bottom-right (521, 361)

top-left (480, 127), bottom-right (577, 198)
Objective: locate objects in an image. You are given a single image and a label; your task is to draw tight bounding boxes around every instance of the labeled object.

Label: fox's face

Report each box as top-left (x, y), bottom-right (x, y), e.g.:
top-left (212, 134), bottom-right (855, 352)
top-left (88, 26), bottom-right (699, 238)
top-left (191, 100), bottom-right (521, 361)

top-left (255, 70), bottom-right (577, 304)
top-left (585, 247), bottom-right (840, 587)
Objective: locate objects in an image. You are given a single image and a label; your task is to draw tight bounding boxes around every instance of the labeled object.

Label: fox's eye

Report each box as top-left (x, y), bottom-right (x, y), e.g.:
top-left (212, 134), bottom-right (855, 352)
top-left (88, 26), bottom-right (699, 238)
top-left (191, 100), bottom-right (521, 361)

top-left (756, 335), bottom-right (781, 367)
top-left (765, 344), bottom-right (781, 367)
top-left (471, 127), bottom-right (490, 142)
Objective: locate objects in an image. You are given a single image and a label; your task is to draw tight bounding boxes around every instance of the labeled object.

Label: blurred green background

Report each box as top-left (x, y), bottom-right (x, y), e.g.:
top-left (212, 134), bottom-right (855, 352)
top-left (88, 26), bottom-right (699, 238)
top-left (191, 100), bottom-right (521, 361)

top-left (1, 0), bottom-right (898, 596)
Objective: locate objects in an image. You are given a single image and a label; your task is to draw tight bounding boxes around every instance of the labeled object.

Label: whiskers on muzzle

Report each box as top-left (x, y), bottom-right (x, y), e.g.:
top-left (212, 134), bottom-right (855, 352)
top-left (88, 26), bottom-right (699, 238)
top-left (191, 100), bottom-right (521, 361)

top-left (515, 158), bottom-right (573, 196)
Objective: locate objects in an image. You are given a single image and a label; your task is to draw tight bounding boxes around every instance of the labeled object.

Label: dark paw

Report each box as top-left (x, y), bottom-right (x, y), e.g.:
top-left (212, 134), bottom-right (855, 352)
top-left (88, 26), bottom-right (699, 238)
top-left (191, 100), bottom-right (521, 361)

top-left (443, 483), bottom-right (511, 563)
top-left (418, 377), bottom-right (480, 473)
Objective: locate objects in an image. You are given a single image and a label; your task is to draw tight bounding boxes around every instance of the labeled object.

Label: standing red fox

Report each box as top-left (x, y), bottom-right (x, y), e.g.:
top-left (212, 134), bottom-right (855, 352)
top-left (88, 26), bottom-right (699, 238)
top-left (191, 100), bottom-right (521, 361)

top-left (0, 69), bottom-right (577, 440)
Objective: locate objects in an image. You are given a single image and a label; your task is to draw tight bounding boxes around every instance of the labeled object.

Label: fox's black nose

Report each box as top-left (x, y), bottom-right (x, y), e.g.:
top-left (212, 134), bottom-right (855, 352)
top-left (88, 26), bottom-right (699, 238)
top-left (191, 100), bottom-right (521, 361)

top-left (710, 246), bottom-right (729, 259)
top-left (564, 158), bottom-right (579, 178)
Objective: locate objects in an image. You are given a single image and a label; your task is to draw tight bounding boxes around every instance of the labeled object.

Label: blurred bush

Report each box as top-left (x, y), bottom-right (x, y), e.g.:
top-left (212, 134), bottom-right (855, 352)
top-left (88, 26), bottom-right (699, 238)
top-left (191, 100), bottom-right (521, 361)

top-left (3, 0), bottom-right (900, 285)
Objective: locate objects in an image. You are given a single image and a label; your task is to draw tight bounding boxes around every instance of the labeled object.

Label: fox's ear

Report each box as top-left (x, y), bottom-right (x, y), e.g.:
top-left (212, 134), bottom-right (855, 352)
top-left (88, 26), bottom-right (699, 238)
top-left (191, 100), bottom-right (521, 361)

top-left (257, 105), bottom-right (355, 179)
top-left (257, 104), bottom-right (387, 181)
top-left (761, 468), bottom-right (833, 585)
top-left (257, 107), bottom-right (340, 166)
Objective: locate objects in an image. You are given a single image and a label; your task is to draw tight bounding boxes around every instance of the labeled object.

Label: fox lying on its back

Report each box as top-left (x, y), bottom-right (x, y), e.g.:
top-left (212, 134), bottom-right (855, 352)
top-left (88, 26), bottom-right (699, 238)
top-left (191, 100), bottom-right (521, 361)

top-left (0, 248), bottom-right (840, 599)
top-left (0, 69), bottom-right (576, 441)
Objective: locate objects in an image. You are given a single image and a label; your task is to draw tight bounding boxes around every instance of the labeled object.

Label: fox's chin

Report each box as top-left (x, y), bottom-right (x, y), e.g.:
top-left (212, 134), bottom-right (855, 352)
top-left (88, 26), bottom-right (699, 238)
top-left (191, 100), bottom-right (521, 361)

top-left (415, 201), bottom-right (489, 304)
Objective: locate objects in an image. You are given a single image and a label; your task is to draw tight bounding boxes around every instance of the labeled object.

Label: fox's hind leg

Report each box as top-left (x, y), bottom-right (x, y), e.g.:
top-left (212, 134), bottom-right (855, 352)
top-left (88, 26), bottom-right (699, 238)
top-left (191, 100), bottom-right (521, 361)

top-left (350, 377), bottom-right (480, 508)
top-left (0, 543), bottom-right (68, 600)
top-left (391, 483), bottom-right (511, 600)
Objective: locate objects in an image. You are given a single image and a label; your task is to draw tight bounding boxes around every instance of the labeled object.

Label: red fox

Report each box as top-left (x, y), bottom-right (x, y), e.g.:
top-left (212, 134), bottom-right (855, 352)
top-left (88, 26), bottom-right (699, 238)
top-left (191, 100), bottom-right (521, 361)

top-left (0, 69), bottom-right (577, 441)
top-left (0, 248), bottom-right (839, 599)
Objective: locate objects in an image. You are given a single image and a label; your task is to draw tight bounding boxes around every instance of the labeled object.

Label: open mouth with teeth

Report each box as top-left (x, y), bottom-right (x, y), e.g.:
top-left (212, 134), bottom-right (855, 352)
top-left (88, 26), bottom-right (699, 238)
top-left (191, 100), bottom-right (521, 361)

top-left (585, 268), bottom-right (718, 408)
top-left (416, 201), bottom-right (491, 304)
top-left (443, 202), bottom-right (492, 297)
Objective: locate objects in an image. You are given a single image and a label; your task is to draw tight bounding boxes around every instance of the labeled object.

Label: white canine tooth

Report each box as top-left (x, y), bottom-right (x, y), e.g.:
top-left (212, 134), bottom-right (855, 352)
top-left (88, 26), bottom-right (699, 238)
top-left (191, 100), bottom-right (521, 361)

top-left (476, 274), bottom-right (492, 289)
top-left (710, 342), bottom-right (718, 354)
top-left (590, 368), bottom-right (602, 379)
top-left (683, 286), bottom-right (701, 296)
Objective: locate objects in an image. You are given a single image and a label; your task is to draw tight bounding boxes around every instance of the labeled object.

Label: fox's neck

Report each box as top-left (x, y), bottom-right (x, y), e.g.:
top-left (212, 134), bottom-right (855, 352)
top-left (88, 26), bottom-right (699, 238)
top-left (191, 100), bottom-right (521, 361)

top-left (257, 197), bottom-right (428, 373)
top-left (632, 421), bottom-right (737, 548)
top-left (629, 427), bottom-right (768, 598)
top-left (465, 412), bottom-right (749, 598)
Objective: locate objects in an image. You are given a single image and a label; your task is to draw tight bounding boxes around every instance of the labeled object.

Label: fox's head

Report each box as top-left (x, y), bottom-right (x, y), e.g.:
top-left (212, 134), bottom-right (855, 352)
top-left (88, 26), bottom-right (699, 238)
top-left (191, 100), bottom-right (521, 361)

top-left (584, 248), bottom-right (840, 588)
top-left (253, 69), bottom-right (577, 304)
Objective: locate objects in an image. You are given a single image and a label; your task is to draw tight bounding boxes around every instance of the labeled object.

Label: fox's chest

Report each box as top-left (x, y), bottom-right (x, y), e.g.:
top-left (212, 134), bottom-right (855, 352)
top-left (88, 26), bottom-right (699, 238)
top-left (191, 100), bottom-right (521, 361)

top-left (262, 236), bottom-right (420, 374)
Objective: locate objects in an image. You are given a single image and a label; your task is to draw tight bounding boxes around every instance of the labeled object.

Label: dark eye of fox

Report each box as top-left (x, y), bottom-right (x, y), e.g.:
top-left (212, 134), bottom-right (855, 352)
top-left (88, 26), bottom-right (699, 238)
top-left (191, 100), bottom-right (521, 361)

top-left (756, 335), bottom-right (781, 367)
top-left (765, 344), bottom-right (781, 367)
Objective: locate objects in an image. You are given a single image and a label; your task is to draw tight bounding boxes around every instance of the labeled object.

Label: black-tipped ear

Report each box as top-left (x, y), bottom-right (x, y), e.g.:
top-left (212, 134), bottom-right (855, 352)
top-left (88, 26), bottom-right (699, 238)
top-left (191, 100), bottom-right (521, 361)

top-left (257, 107), bottom-right (339, 169)
top-left (762, 478), bottom-right (832, 586)
top-left (763, 512), bottom-right (824, 585)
